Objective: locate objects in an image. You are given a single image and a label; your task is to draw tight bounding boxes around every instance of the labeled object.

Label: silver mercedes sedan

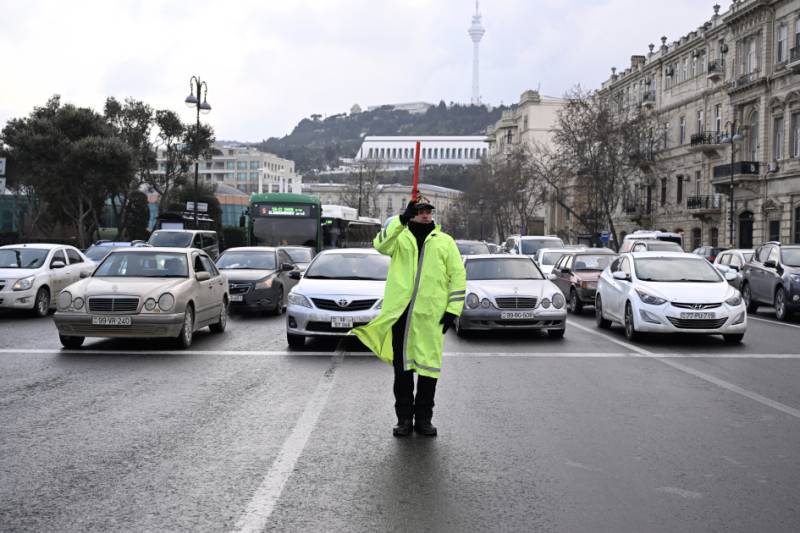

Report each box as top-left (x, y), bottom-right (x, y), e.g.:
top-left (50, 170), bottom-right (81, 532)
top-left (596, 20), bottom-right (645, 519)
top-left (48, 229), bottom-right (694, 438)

top-left (456, 254), bottom-right (567, 338)
top-left (53, 247), bottom-right (229, 349)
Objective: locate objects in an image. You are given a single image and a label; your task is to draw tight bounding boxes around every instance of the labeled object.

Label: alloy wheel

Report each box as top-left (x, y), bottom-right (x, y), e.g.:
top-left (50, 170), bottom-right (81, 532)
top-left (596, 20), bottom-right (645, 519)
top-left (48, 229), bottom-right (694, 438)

top-left (775, 288), bottom-right (787, 321)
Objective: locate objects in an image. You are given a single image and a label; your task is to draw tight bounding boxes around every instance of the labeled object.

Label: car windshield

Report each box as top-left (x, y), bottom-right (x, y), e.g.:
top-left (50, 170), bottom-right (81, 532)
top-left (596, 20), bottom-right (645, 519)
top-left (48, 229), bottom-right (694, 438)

top-left (148, 232), bottom-right (193, 247)
top-left (85, 246), bottom-right (124, 261)
top-left (782, 247), bottom-right (800, 267)
top-left (645, 241), bottom-right (683, 252)
top-left (304, 253), bottom-right (389, 280)
top-left (284, 248), bottom-right (313, 263)
top-left (539, 252), bottom-right (564, 265)
top-left (466, 258), bottom-right (544, 280)
top-left (95, 252), bottom-right (189, 278)
top-left (217, 251), bottom-right (276, 270)
top-left (0, 248), bottom-right (49, 269)
top-left (457, 242), bottom-right (490, 255)
top-left (573, 254), bottom-right (615, 271)
top-left (634, 257), bottom-right (722, 282)
top-left (520, 238), bottom-right (564, 255)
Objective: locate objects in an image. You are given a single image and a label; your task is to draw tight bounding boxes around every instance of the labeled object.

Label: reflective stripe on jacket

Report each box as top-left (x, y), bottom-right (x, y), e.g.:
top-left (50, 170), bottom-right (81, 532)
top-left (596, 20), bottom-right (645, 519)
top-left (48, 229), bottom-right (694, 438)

top-left (352, 217), bottom-right (466, 378)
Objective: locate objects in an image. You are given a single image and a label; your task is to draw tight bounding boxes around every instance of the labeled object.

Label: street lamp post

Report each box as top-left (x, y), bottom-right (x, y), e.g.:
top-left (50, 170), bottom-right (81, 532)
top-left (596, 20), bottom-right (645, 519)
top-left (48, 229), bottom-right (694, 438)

top-left (478, 199), bottom-right (485, 240)
top-left (185, 76), bottom-right (211, 229)
top-left (721, 121), bottom-right (743, 248)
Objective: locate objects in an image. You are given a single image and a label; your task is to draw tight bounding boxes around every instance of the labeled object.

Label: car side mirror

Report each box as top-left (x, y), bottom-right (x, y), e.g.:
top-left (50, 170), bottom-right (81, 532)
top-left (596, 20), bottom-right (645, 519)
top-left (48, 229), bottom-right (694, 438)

top-left (195, 271), bottom-right (211, 282)
top-left (547, 273), bottom-right (557, 281)
top-left (51, 260), bottom-right (65, 269)
top-left (288, 271), bottom-right (302, 280)
top-left (716, 264), bottom-right (730, 273)
top-left (79, 271), bottom-right (90, 278)
top-left (728, 264), bottom-right (739, 272)
top-left (725, 271), bottom-right (738, 281)
top-left (764, 260), bottom-right (777, 269)
top-left (281, 263), bottom-right (294, 271)
top-left (612, 271), bottom-right (630, 281)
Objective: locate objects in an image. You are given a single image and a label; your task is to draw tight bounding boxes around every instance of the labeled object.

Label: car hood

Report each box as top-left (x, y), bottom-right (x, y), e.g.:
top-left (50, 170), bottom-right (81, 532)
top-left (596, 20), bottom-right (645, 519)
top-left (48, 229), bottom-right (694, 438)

top-left (637, 280), bottom-right (733, 302)
top-left (68, 277), bottom-right (190, 298)
top-left (0, 268), bottom-right (42, 281)
top-left (539, 265), bottom-right (555, 275)
top-left (292, 278), bottom-right (385, 298)
top-left (466, 279), bottom-right (560, 300)
top-left (220, 269), bottom-right (277, 282)
top-left (574, 271), bottom-right (602, 281)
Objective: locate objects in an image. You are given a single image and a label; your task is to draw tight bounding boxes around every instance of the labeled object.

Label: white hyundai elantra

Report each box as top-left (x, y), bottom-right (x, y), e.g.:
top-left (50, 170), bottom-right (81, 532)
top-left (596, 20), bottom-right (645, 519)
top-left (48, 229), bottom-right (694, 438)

top-left (594, 251), bottom-right (746, 343)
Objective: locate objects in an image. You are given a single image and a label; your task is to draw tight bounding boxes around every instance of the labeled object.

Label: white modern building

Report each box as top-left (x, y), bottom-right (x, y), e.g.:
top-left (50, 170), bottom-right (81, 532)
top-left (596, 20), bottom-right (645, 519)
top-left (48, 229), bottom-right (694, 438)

top-left (366, 102), bottom-right (434, 114)
top-left (354, 136), bottom-right (489, 170)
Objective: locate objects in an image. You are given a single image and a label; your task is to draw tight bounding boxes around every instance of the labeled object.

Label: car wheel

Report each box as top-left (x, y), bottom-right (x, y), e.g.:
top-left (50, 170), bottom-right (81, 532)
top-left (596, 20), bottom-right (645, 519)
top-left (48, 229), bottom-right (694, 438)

top-left (209, 301), bottom-right (228, 333)
top-left (287, 332), bottom-right (305, 348)
top-left (31, 287), bottom-right (50, 318)
top-left (568, 288), bottom-right (583, 314)
top-left (176, 305), bottom-right (194, 349)
top-left (742, 283), bottom-right (759, 313)
top-left (624, 302), bottom-right (639, 341)
top-left (273, 289), bottom-right (284, 316)
top-left (59, 335), bottom-right (84, 349)
top-left (723, 333), bottom-right (744, 344)
top-left (595, 295), bottom-right (611, 329)
top-left (455, 317), bottom-right (468, 338)
top-left (547, 328), bottom-right (565, 339)
top-left (774, 287), bottom-right (789, 321)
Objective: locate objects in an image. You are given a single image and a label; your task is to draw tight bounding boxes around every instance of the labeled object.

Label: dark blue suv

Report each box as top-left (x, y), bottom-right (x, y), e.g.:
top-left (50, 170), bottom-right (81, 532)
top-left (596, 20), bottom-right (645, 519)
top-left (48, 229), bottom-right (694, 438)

top-left (741, 242), bottom-right (800, 321)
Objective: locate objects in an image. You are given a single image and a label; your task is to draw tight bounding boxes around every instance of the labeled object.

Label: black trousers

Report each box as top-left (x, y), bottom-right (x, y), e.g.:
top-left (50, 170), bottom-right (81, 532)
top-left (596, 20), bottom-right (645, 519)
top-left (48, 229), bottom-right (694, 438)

top-left (392, 310), bottom-right (437, 421)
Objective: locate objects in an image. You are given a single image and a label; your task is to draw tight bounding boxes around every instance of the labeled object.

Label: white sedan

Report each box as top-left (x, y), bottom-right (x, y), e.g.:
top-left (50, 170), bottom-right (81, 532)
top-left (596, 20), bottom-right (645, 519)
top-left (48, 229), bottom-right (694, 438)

top-left (594, 251), bottom-right (746, 343)
top-left (285, 249), bottom-right (388, 348)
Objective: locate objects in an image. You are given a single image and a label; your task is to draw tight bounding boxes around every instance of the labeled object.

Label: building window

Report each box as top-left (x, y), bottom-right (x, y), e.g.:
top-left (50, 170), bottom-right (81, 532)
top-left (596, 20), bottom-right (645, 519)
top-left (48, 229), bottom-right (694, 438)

top-left (664, 122), bottom-right (670, 148)
top-left (769, 219), bottom-right (781, 242)
top-left (249, 172), bottom-right (258, 179)
top-left (795, 206), bottom-right (800, 243)
top-left (237, 161), bottom-right (247, 170)
top-left (237, 172), bottom-right (246, 181)
top-left (676, 175), bottom-right (683, 204)
top-left (791, 112), bottom-right (800, 158)
top-left (745, 36), bottom-right (758, 74)
top-left (711, 227), bottom-right (719, 247)
top-left (715, 104), bottom-right (722, 134)
top-left (250, 161), bottom-right (259, 169)
top-left (679, 117), bottom-right (686, 144)
top-left (692, 56), bottom-right (698, 77)
top-left (774, 116), bottom-right (784, 161)
top-left (749, 112), bottom-right (760, 161)
top-left (660, 178), bottom-right (667, 206)
top-left (692, 228), bottom-right (702, 249)
top-left (695, 171), bottom-right (701, 196)
top-left (777, 23), bottom-right (788, 63)
top-left (696, 110), bottom-right (703, 133)
top-left (683, 57), bottom-right (688, 81)
top-left (226, 161), bottom-right (235, 170)
top-left (523, 115), bottom-right (529, 130)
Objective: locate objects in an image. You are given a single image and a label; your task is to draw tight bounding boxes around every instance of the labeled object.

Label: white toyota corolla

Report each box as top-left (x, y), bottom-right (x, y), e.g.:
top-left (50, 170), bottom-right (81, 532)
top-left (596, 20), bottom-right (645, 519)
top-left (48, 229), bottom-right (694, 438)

top-left (594, 251), bottom-right (746, 343)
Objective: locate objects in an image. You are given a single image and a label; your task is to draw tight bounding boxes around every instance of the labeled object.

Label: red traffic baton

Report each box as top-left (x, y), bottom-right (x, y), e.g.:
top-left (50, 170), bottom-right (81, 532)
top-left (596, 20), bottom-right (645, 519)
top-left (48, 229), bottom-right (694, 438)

top-left (411, 140), bottom-right (421, 201)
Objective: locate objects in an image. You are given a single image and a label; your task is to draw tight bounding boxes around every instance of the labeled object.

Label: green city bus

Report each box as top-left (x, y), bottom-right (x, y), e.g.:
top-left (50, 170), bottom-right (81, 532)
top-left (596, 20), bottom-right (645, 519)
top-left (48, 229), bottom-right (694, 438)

top-left (243, 193), bottom-right (322, 251)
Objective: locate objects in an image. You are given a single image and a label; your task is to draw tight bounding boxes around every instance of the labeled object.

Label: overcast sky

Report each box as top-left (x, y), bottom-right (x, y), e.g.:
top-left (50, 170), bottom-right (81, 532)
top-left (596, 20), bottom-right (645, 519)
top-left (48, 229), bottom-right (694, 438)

top-left (1, 0), bottom-right (719, 142)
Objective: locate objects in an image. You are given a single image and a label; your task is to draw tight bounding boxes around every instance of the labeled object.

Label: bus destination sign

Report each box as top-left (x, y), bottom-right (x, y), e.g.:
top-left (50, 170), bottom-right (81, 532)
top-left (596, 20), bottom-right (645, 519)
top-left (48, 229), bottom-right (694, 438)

top-left (257, 204), bottom-right (312, 217)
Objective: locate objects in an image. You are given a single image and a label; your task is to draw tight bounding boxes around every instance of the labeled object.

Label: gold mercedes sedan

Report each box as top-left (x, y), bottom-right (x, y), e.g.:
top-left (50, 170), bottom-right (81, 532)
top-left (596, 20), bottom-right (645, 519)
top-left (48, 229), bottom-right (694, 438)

top-left (53, 247), bottom-right (228, 349)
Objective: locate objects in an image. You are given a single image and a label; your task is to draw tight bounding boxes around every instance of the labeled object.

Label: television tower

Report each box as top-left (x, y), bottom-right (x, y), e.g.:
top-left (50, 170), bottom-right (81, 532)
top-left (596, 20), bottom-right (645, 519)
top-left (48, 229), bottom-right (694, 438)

top-left (468, 0), bottom-right (485, 105)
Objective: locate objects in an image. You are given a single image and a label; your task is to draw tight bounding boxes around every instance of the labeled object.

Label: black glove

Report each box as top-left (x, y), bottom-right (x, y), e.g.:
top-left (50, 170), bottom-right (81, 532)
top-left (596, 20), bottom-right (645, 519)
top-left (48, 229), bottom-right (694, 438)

top-left (399, 200), bottom-right (417, 225)
top-left (440, 311), bottom-right (457, 334)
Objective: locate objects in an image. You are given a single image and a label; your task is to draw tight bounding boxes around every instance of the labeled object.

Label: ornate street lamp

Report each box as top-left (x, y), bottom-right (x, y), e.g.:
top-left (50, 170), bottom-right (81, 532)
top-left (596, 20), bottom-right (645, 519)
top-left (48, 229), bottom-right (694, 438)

top-left (721, 121), bottom-right (744, 247)
top-left (185, 76), bottom-right (211, 228)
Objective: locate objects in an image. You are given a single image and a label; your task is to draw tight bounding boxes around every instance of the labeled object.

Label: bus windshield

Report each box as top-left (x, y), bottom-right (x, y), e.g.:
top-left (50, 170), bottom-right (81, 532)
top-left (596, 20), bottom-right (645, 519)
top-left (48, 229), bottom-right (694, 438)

top-left (253, 217), bottom-right (319, 248)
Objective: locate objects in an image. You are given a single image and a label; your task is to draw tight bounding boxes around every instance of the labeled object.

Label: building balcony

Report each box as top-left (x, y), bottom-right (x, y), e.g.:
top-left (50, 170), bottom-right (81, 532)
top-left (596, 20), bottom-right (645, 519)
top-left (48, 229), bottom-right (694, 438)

top-left (628, 148), bottom-right (656, 170)
top-left (711, 161), bottom-right (760, 190)
top-left (788, 47), bottom-right (800, 72)
top-left (640, 90), bottom-right (656, 109)
top-left (728, 71), bottom-right (763, 94)
top-left (686, 195), bottom-right (722, 217)
top-left (707, 59), bottom-right (725, 82)
top-left (688, 131), bottom-right (726, 154)
top-left (624, 201), bottom-right (653, 225)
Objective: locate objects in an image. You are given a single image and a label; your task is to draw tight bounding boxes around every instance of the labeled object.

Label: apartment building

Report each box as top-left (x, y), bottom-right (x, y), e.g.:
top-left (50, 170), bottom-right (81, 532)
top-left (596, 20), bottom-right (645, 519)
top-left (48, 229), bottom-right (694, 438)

top-left (601, 0), bottom-right (800, 250)
top-left (154, 144), bottom-right (301, 195)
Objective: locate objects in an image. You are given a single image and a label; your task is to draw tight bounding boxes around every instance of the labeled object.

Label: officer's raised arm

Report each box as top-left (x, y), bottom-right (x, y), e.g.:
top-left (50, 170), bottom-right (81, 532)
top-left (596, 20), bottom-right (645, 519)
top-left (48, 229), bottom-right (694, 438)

top-left (374, 201), bottom-right (416, 256)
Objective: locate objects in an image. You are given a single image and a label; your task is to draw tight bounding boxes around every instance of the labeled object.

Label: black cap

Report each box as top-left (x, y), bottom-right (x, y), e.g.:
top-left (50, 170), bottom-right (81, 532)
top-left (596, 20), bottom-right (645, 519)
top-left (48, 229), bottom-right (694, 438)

top-left (415, 195), bottom-right (435, 211)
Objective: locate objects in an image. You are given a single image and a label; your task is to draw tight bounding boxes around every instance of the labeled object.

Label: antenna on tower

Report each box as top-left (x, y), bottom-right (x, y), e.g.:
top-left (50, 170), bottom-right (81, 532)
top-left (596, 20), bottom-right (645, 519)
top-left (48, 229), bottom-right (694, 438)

top-left (468, 0), bottom-right (486, 105)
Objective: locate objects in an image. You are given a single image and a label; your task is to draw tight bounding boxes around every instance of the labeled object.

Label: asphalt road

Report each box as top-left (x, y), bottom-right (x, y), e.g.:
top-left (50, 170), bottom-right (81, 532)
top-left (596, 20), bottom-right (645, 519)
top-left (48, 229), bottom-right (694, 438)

top-left (1, 307), bottom-right (800, 532)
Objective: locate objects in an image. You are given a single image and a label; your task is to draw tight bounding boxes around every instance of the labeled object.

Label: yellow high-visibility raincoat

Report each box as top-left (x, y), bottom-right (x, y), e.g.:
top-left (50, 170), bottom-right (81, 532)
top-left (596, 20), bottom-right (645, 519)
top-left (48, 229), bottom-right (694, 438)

top-left (352, 217), bottom-right (466, 378)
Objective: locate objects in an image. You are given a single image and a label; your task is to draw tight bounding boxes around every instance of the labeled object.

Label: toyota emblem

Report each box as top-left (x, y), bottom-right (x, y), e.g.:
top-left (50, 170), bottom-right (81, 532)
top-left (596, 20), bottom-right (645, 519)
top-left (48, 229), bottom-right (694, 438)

top-left (337, 299), bottom-right (350, 308)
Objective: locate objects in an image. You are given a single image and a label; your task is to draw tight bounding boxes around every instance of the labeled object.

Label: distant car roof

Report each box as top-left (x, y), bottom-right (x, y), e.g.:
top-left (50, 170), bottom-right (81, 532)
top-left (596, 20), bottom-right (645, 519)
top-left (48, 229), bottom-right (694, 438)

top-left (520, 235), bottom-right (562, 240)
top-left (222, 246), bottom-right (277, 252)
top-left (0, 243), bottom-right (67, 250)
top-left (317, 248), bottom-right (379, 255)
top-left (628, 251), bottom-right (700, 258)
top-left (464, 254), bottom-right (534, 260)
top-left (107, 247), bottom-right (199, 254)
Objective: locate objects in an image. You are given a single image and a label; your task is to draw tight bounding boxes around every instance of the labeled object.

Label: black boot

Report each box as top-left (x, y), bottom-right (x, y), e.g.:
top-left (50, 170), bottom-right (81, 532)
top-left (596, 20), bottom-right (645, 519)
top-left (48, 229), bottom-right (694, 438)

top-left (414, 418), bottom-right (437, 436)
top-left (393, 418), bottom-right (413, 437)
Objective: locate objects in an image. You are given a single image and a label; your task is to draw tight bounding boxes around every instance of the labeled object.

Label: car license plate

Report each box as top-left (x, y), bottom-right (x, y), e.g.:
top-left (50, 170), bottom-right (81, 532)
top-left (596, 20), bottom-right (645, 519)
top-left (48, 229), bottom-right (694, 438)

top-left (500, 311), bottom-right (535, 320)
top-left (331, 316), bottom-right (354, 328)
top-left (91, 316), bottom-right (131, 326)
top-left (679, 312), bottom-right (714, 320)
top-left (230, 295), bottom-right (243, 302)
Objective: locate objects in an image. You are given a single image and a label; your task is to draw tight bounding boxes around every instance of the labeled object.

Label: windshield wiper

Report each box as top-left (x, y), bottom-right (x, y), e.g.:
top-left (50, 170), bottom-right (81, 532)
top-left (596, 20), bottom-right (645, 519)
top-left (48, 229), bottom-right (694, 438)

top-left (303, 274), bottom-right (335, 279)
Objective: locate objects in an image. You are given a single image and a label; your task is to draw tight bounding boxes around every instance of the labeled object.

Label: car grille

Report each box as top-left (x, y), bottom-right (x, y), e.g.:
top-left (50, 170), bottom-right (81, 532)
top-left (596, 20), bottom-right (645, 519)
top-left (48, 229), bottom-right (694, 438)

top-left (671, 302), bottom-right (722, 310)
top-left (228, 282), bottom-right (252, 295)
top-left (0, 280), bottom-right (5, 291)
top-left (666, 317), bottom-right (728, 329)
top-left (311, 298), bottom-right (377, 311)
top-left (495, 297), bottom-right (538, 309)
top-left (88, 297), bottom-right (139, 314)
top-left (306, 320), bottom-right (370, 332)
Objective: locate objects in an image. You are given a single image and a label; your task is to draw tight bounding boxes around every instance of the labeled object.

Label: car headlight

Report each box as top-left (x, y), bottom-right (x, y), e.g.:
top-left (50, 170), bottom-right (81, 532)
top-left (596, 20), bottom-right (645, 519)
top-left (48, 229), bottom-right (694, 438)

top-left (158, 293), bottom-right (175, 311)
top-left (288, 292), bottom-right (312, 308)
top-left (12, 276), bottom-right (35, 291)
top-left (144, 298), bottom-right (157, 311)
top-left (552, 293), bottom-right (565, 309)
top-left (72, 297), bottom-right (84, 310)
top-left (466, 293), bottom-right (480, 309)
top-left (480, 298), bottom-right (491, 308)
top-left (375, 299), bottom-right (383, 309)
top-left (791, 274), bottom-right (800, 284)
top-left (540, 298), bottom-right (551, 309)
top-left (57, 291), bottom-right (72, 310)
top-left (725, 292), bottom-right (742, 306)
top-left (255, 276), bottom-right (274, 290)
top-left (636, 288), bottom-right (667, 306)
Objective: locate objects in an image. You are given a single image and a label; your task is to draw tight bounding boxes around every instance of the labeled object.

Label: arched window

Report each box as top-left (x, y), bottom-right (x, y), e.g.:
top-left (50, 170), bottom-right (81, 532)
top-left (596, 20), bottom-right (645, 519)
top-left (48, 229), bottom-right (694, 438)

top-left (692, 228), bottom-right (702, 249)
top-left (795, 205), bottom-right (800, 243)
top-left (748, 111), bottom-right (760, 161)
top-left (739, 211), bottom-right (754, 248)
top-left (710, 227), bottom-right (719, 247)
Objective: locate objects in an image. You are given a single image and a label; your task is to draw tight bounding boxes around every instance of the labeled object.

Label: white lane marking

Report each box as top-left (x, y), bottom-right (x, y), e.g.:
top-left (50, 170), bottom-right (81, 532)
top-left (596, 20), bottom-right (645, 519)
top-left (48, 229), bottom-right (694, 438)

top-left (568, 320), bottom-right (800, 420)
top-left (232, 344), bottom-right (345, 533)
top-left (4, 348), bottom-right (800, 359)
top-left (748, 315), bottom-right (800, 330)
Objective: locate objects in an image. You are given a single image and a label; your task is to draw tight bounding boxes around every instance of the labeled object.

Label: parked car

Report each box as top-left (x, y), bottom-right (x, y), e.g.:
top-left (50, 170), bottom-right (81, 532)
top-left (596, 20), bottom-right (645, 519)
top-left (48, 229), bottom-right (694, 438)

top-left (456, 240), bottom-right (491, 256)
top-left (279, 246), bottom-right (315, 273)
top-left (713, 249), bottom-right (755, 290)
top-left (620, 239), bottom-right (683, 253)
top-left (740, 242), bottom-right (800, 321)
top-left (551, 248), bottom-right (617, 314)
top-left (533, 247), bottom-right (572, 276)
top-left (503, 235), bottom-right (565, 256)
top-left (692, 246), bottom-right (728, 263)
top-left (0, 244), bottom-right (94, 317)
top-left (83, 240), bottom-right (150, 262)
top-left (147, 229), bottom-right (220, 260)
top-left (595, 251), bottom-right (746, 343)
top-left (216, 246), bottom-right (299, 314)
top-left (53, 247), bottom-right (228, 348)
top-left (485, 242), bottom-right (502, 254)
top-left (286, 249), bottom-right (389, 348)
top-left (455, 254), bottom-right (566, 338)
